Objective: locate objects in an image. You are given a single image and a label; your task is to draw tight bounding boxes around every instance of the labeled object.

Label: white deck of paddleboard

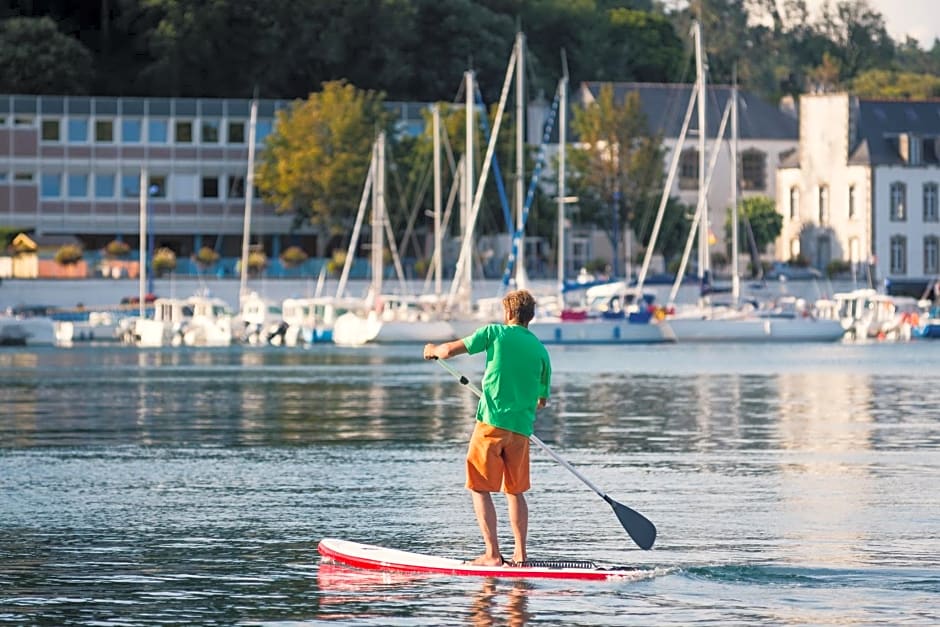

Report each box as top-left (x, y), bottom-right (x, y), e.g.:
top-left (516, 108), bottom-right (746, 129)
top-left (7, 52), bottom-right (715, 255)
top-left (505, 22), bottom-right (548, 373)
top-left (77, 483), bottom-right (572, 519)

top-left (318, 538), bottom-right (649, 581)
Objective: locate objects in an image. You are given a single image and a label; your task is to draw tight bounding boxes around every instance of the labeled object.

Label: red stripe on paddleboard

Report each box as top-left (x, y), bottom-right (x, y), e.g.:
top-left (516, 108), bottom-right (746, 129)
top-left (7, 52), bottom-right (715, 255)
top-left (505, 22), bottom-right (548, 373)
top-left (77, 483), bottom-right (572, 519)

top-left (317, 539), bottom-right (637, 581)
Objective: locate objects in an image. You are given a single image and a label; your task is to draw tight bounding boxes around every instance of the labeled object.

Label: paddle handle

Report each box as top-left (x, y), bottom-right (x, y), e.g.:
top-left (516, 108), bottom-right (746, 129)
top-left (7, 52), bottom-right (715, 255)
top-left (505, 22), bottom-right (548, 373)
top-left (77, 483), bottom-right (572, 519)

top-left (433, 357), bottom-right (608, 499)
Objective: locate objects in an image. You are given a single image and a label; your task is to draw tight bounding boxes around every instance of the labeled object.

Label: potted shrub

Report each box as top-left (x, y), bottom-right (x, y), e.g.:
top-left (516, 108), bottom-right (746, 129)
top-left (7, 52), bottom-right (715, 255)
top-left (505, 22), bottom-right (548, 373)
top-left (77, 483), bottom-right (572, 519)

top-left (326, 250), bottom-right (347, 277)
top-left (280, 245), bottom-right (308, 268)
top-left (105, 239), bottom-right (131, 258)
top-left (151, 247), bottom-right (177, 276)
top-left (247, 249), bottom-right (267, 274)
top-left (54, 243), bottom-right (84, 265)
top-left (194, 246), bottom-right (220, 268)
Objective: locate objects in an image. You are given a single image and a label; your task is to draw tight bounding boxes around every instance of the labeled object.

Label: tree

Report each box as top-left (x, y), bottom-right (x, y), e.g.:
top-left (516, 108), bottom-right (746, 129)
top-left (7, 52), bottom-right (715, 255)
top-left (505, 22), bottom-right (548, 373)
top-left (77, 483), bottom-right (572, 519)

top-left (568, 85), bottom-right (668, 275)
top-left (256, 81), bottom-right (393, 231)
top-left (0, 17), bottom-right (93, 94)
top-left (724, 196), bottom-right (782, 276)
top-left (851, 69), bottom-right (940, 99)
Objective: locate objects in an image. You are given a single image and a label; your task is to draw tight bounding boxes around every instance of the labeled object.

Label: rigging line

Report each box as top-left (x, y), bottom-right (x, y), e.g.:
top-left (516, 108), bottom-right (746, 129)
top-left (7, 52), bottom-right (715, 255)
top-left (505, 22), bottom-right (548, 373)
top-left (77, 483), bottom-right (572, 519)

top-left (474, 83), bottom-right (514, 232)
top-left (500, 84), bottom-right (561, 288)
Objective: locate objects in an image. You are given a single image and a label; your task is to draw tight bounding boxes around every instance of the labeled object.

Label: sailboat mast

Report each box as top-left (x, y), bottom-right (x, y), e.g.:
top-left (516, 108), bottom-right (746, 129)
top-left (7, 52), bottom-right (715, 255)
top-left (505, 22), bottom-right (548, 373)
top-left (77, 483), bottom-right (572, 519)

top-left (514, 32), bottom-right (526, 288)
top-left (694, 21), bottom-right (708, 279)
top-left (138, 166), bottom-right (148, 318)
top-left (462, 70), bottom-right (475, 311)
top-left (432, 105), bottom-right (443, 298)
top-left (371, 132), bottom-right (386, 299)
top-left (239, 94), bottom-right (259, 311)
top-left (557, 72), bottom-right (567, 292)
top-left (731, 77), bottom-right (740, 303)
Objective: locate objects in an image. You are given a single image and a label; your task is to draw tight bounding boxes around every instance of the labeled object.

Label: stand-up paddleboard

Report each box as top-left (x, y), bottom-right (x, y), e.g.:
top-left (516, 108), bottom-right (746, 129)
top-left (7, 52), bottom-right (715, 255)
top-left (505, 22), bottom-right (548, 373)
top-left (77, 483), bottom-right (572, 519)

top-left (318, 538), bottom-right (649, 581)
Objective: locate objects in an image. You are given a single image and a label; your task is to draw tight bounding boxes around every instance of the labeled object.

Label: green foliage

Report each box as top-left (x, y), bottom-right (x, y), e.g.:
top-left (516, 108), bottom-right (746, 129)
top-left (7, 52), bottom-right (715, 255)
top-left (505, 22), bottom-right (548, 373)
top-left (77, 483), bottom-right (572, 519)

top-left (105, 240), bottom-right (131, 258)
top-left (826, 259), bottom-right (851, 277)
top-left (724, 196), bottom-right (783, 254)
top-left (256, 81), bottom-right (393, 230)
top-left (850, 69), bottom-right (940, 99)
top-left (568, 86), bottom-right (671, 267)
top-left (151, 247), bottom-right (177, 275)
top-left (279, 245), bottom-right (308, 267)
top-left (194, 246), bottom-right (220, 267)
top-left (54, 244), bottom-right (83, 265)
top-left (0, 17), bottom-right (93, 94)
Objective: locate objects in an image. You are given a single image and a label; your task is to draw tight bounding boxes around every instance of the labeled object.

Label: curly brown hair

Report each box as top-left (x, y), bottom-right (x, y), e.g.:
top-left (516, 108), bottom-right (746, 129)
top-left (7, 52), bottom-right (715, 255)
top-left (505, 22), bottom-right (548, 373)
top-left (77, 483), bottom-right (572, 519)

top-left (502, 289), bottom-right (537, 326)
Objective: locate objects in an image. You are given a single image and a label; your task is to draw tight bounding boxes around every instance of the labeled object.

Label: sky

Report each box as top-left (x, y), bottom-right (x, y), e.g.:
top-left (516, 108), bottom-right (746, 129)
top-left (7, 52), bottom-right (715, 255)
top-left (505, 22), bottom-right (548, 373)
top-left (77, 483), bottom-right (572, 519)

top-left (803, 0), bottom-right (940, 48)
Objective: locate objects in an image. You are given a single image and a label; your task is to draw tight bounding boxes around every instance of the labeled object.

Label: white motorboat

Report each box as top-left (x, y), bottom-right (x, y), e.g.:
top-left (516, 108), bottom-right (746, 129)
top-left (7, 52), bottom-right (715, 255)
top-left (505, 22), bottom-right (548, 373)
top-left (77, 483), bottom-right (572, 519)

top-left (0, 312), bottom-right (58, 346)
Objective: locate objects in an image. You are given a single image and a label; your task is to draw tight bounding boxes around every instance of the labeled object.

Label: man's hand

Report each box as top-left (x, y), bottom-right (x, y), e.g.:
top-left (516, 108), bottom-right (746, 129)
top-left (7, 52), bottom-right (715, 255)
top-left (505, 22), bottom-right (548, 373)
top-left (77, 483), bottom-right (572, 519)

top-left (423, 343), bottom-right (439, 360)
top-left (536, 398), bottom-right (548, 410)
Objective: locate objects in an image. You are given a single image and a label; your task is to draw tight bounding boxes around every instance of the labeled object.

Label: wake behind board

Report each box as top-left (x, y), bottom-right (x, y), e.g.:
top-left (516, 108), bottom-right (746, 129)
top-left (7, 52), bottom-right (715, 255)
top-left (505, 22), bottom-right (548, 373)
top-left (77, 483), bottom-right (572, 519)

top-left (318, 538), bottom-right (647, 581)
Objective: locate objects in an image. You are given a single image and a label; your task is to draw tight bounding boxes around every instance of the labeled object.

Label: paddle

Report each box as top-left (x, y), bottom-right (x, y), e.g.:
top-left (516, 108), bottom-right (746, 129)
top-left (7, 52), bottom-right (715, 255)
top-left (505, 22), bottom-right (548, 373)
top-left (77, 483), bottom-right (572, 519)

top-left (432, 357), bottom-right (657, 550)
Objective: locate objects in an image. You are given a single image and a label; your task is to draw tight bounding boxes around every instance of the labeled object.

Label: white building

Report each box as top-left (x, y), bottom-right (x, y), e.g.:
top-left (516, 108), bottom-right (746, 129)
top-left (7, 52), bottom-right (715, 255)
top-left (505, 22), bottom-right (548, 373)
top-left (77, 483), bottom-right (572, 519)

top-left (532, 83), bottom-right (798, 275)
top-left (777, 93), bottom-right (940, 289)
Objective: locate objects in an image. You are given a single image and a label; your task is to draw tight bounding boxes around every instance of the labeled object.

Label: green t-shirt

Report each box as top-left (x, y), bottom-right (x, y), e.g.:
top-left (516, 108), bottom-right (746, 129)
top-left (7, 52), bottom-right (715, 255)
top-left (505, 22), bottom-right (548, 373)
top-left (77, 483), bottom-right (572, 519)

top-left (462, 323), bottom-right (551, 437)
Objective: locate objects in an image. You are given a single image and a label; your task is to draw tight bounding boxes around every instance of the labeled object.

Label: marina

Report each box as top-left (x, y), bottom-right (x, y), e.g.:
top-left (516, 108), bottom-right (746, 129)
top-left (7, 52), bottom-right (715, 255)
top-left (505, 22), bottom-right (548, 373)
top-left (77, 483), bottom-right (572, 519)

top-left (1, 341), bottom-right (938, 624)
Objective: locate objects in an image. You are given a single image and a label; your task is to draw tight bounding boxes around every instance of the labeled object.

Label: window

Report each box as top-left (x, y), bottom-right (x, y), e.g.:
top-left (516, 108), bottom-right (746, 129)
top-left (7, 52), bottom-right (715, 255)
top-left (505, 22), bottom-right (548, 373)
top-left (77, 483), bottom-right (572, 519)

top-left (41, 119), bottom-right (60, 141)
top-left (0, 172), bottom-right (7, 182)
top-left (67, 119), bottom-right (88, 142)
top-left (95, 120), bottom-right (113, 142)
top-left (848, 185), bottom-right (856, 219)
top-left (789, 238), bottom-right (800, 259)
top-left (890, 182), bottom-right (907, 221)
top-left (122, 173), bottom-right (140, 198)
top-left (924, 183), bottom-right (939, 222)
top-left (122, 119), bottom-right (142, 143)
top-left (201, 120), bottom-right (220, 143)
top-left (818, 184), bottom-right (829, 224)
top-left (95, 173), bottom-right (115, 198)
top-left (149, 175), bottom-right (167, 197)
top-left (789, 187), bottom-right (799, 219)
top-left (175, 121), bottom-right (193, 143)
top-left (201, 176), bottom-right (219, 198)
top-left (148, 119), bottom-right (168, 143)
top-left (67, 173), bottom-right (88, 198)
top-left (13, 116), bottom-right (33, 127)
top-left (890, 235), bottom-right (907, 274)
top-left (849, 237), bottom-right (860, 265)
top-left (14, 172), bottom-right (34, 182)
top-left (227, 175), bottom-right (245, 198)
top-left (255, 119), bottom-right (273, 143)
top-left (925, 236), bottom-right (940, 274)
top-left (740, 149), bottom-right (766, 190)
top-left (228, 121), bottom-right (245, 143)
top-left (679, 149), bottom-right (698, 190)
top-left (40, 173), bottom-right (61, 197)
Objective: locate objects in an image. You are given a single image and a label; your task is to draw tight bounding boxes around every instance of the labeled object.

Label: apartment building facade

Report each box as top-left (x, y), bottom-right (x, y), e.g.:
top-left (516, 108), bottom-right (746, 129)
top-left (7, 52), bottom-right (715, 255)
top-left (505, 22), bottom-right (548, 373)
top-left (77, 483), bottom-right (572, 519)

top-left (777, 93), bottom-right (940, 286)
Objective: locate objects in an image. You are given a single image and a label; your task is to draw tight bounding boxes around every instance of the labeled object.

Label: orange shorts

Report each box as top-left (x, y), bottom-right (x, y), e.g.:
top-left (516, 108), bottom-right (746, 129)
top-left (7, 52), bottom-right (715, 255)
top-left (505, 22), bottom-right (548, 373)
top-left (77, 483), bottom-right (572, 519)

top-left (465, 422), bottom-right (530, 494)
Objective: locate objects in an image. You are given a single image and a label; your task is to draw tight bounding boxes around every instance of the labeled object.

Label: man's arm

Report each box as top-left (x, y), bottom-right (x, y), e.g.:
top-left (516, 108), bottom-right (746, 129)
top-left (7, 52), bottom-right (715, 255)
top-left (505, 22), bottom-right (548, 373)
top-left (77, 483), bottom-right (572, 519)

top-left (423, 339), bottom-right (467, 360)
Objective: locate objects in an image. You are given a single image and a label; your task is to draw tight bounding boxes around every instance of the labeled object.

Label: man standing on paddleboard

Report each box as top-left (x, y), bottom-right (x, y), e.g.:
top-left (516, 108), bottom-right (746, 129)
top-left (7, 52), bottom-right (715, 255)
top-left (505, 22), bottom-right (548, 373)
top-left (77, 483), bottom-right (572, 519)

top-left (424, 289), bottom-right (552, 567)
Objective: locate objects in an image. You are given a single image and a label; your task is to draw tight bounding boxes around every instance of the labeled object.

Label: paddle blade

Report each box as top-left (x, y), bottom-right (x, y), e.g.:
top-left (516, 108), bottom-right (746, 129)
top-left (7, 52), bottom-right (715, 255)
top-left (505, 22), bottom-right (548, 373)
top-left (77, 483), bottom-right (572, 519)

top-left (605, 495), bottom-right (657, 550)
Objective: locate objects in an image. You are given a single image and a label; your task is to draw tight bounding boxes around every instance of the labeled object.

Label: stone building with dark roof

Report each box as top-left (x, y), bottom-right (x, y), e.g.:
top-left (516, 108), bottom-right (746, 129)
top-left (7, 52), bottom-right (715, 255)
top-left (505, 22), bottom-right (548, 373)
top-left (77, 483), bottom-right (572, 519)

top-left (777, 93), bottom-right (940, 285)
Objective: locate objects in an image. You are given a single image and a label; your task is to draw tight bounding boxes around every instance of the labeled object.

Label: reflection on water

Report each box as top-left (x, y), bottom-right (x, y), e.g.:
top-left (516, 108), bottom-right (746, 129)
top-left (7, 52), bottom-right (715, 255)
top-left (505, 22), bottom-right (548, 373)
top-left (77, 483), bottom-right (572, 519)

top-left (1, 343), bottom-right (939, 625)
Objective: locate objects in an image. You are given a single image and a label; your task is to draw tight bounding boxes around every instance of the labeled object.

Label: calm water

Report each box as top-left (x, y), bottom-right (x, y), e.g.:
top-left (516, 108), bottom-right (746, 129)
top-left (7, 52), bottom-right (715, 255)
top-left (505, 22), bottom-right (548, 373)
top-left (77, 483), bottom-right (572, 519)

top-left (1, 342), bottom-right (939, 625)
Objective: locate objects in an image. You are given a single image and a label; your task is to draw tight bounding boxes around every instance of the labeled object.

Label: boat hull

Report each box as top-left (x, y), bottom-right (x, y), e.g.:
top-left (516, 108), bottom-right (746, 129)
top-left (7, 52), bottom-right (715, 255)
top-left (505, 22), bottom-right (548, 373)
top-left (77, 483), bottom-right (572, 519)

top-left (317, 538), bottom-right (646, 581)
top-left (528, 318), bottom-right (674, 344)
top-left (667, 317), bottom-right (845, 342)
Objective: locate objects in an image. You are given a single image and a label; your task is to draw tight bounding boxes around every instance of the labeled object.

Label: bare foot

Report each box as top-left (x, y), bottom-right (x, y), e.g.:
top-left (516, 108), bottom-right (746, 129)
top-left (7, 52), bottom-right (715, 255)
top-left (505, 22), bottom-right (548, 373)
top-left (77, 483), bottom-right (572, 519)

top-left (510, 555), bottom-right (526, 566)
top-left (468, 554), bottom-right (504, 566)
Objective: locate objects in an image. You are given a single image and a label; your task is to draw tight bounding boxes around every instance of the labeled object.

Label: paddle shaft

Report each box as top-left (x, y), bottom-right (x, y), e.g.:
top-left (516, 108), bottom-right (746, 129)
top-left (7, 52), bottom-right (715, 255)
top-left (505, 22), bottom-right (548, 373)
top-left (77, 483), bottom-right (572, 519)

top-left (432, 356), bottom-right (656, 550)
top-left (434, 358), bottom-right (608, 498)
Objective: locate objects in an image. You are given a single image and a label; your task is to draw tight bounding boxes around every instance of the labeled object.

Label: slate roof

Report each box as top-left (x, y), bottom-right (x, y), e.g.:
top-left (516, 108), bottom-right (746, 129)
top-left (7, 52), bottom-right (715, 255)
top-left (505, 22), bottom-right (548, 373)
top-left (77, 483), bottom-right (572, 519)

top-left (849, 99), bottom-right (940, 166)
top-left (578, 82), bottom-right (798, 141)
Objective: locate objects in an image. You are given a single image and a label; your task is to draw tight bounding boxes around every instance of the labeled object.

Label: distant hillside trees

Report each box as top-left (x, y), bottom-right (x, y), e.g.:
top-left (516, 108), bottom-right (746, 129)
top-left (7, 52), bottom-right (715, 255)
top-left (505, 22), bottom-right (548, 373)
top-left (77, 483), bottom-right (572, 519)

top-left (0, 17), bottom-right (93, 94)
